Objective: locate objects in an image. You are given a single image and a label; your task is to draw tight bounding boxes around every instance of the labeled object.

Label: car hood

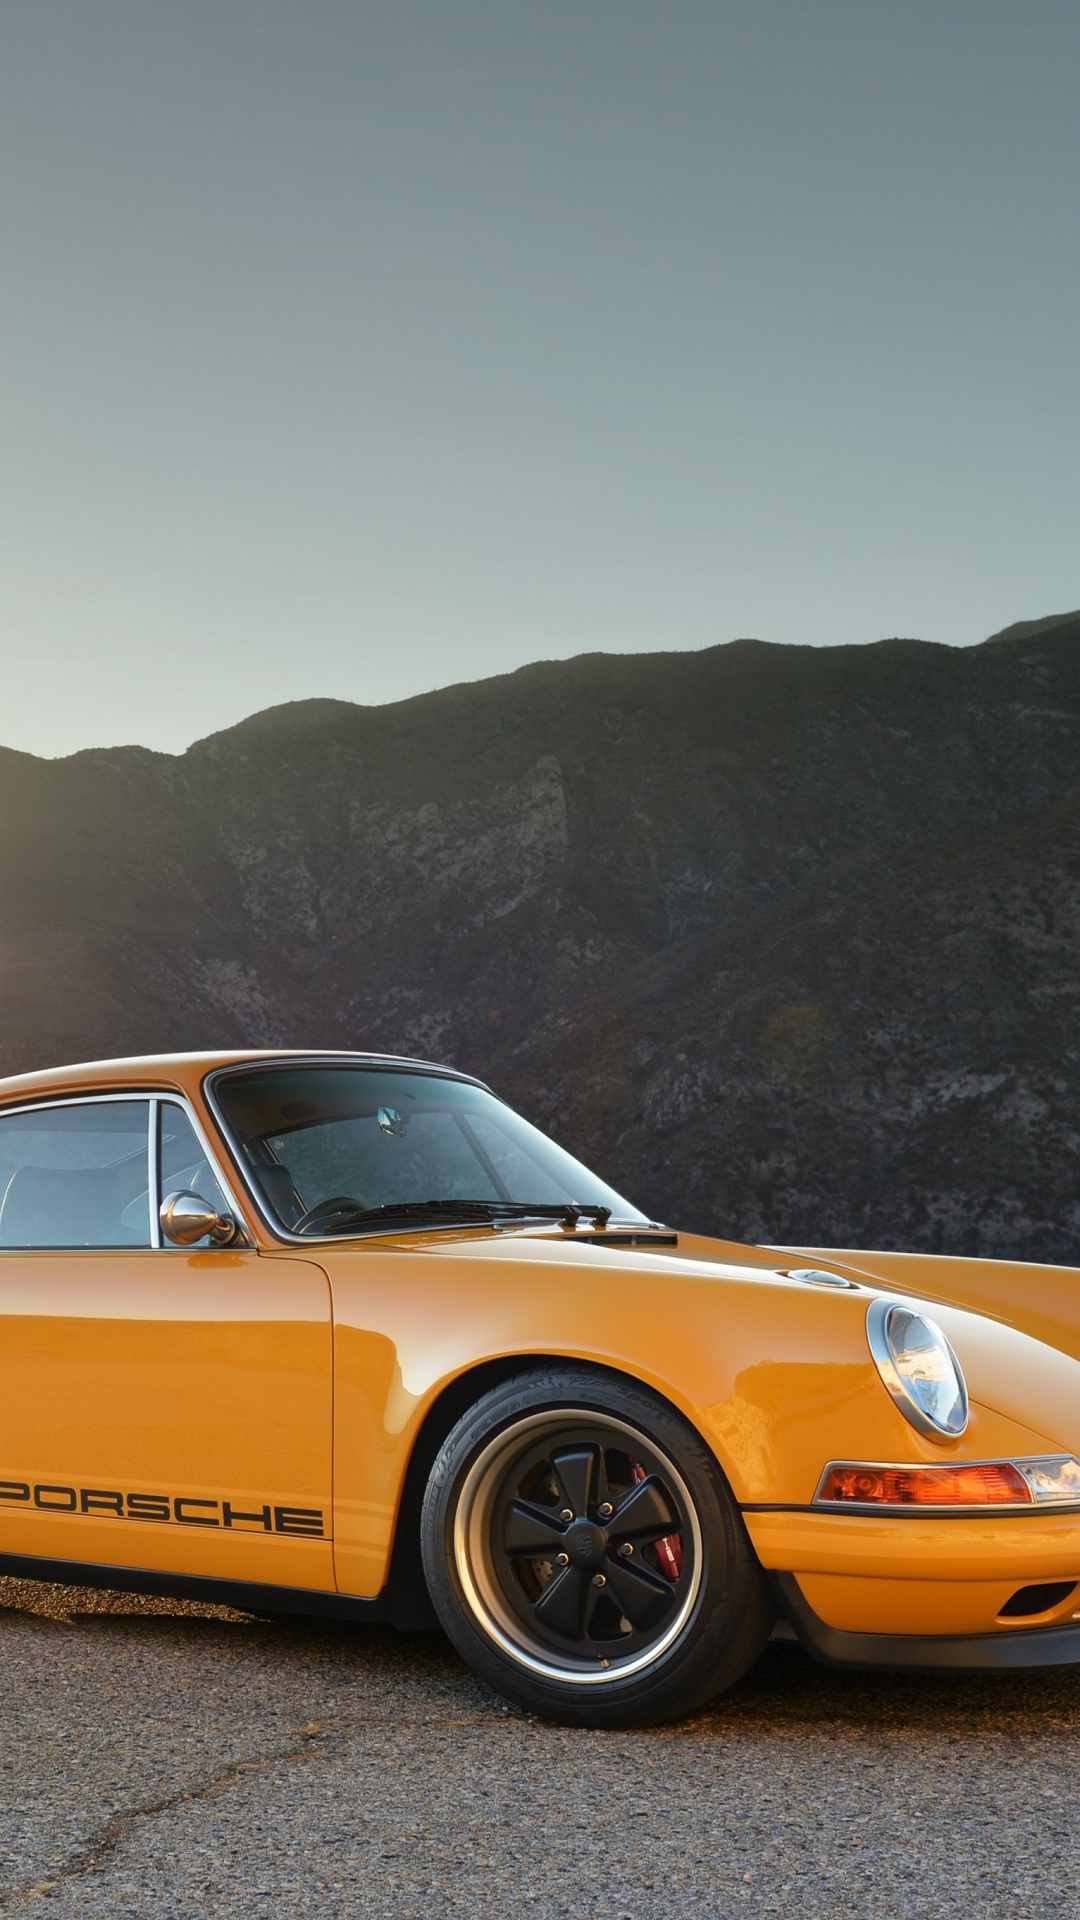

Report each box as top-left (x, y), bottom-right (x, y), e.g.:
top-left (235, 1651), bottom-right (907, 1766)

top-left (302, 1222), bottom-right (1080, 1472)
top-left (310, 1219), bottom-right (1080, 1364)
top-left (773, 1241), bottom-right (1080, 1365)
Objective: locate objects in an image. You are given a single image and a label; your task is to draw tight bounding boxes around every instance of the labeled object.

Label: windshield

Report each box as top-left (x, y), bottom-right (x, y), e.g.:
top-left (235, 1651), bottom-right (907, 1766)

top-left (212, 1065), bottom-right (647, 1234)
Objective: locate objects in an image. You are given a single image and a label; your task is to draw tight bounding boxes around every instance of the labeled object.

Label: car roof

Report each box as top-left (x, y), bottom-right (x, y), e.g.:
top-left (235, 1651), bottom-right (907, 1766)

top-left (0, 1049), bottom-right (487, 1108)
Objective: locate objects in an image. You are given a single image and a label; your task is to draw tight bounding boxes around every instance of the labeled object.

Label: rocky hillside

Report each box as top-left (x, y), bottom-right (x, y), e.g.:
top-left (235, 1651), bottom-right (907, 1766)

top-left (3, 610), bottom-right (1080, 1260)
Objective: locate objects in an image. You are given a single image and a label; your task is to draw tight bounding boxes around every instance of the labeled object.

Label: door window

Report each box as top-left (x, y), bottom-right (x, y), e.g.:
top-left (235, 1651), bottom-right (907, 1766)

top-left (0, 1101), bottom-right (151, 1248)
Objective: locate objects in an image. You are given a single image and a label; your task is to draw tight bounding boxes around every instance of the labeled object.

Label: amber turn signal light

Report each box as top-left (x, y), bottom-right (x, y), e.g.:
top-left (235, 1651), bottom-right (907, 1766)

top-left (818, 1462), bottom-right (1032, 1506)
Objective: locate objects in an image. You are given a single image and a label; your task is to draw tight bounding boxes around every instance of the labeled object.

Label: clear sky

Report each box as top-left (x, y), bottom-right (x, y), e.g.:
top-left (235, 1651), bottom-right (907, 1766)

top-left (2, 1), bottom-right (1078, 758)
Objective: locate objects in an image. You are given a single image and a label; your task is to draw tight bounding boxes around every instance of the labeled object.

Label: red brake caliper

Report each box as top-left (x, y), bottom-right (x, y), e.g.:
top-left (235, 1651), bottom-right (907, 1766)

top-left (630, 1462), bottom-right (684, 1581)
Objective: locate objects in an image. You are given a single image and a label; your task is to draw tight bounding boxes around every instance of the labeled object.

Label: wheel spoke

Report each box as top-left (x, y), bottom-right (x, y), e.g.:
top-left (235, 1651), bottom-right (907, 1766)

top-left (592, 1446), bottom-right (612, 1511)
top-left (504, 1499), bottom-right (568, 1558)
top-left (611, 1473), bottom-right (680, 1542)
top-left (604, 1554), bottom-right (677, 1631)
top-left (551, 1444), bottom-right (603, 1517)
top-left (533, 1563), bottom-right (588, 1639)
top-left (582, 1576), bottom-right (608, 1640)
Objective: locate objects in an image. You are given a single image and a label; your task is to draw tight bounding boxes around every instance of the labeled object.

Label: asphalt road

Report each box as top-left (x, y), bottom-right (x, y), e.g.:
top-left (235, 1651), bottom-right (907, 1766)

top-left (1, 1578), bottom-right (1078, 1919)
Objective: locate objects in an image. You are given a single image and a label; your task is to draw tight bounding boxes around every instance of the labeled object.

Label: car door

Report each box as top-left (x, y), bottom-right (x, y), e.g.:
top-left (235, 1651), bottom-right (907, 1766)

top-left (0, 1093), bottom-right (334, 1593)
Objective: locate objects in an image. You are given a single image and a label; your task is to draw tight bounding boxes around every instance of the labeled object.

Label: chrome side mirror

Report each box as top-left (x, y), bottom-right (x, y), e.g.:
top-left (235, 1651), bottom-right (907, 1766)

top-left (160, 1189), bottom-right (239, 1247)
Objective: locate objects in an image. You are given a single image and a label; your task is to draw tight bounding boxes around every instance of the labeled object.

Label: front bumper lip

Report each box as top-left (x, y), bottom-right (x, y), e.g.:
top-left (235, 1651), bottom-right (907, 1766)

top-left (771, 1571), bottom-right (1080, 1670)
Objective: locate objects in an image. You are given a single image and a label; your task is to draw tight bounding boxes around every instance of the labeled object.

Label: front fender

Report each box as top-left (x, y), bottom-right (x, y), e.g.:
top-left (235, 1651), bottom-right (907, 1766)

top-left (313, 1235), bottom-right (1074, 1597)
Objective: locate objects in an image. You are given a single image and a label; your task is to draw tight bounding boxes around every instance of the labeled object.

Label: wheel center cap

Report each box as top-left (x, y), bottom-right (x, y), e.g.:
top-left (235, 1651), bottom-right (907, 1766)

top-left (566, 1521), bottom-right (606, 1566)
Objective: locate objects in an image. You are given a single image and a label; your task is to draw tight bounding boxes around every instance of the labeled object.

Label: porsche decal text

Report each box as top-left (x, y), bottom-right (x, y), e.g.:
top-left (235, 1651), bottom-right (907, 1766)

top-left (0, 1480), bottom-right (324, 1536)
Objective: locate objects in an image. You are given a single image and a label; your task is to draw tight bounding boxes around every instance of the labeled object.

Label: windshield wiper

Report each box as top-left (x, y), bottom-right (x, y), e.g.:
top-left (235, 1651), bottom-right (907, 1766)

top-left (494, 1201), bottom-right (614, 1228)
top-left (297, 1199), bottom-right (616, 1235)
top-left (295, 1200), bottom-right (494, 1235)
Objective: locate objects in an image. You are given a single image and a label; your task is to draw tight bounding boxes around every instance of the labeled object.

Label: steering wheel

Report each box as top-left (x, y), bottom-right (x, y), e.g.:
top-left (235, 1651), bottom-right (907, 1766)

top-left (293, 1195), bottom-right (366, 1234)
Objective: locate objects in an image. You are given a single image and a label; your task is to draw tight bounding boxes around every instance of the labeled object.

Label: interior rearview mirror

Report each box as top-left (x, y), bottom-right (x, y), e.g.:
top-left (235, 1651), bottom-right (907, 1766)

top-left (160, 1188), bottom-right (239, 1247)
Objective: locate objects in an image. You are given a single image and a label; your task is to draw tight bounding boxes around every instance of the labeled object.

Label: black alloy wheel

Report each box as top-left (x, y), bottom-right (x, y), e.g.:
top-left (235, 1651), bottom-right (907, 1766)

top-left (479, 1417), bottom-right (697, 1666)
top-left (421, 1366), bottom-right (774, 1728)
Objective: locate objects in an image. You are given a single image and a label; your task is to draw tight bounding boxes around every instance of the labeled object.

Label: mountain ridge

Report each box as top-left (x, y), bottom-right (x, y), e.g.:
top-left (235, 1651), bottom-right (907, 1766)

top-left (2, 620), bottom-right (1079, 1259)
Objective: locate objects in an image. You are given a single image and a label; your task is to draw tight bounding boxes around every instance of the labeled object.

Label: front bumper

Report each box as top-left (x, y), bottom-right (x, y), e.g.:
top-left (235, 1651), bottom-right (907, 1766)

top-left (772, 1571), bottom-right (1080, 1670)
top-left (746, 1506), bottom-right (1080, 1646)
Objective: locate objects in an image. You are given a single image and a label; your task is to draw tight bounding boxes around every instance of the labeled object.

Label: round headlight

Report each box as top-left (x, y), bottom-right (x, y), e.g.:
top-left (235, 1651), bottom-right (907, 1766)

top-left (866, 1299), bottom-right (969, 1441)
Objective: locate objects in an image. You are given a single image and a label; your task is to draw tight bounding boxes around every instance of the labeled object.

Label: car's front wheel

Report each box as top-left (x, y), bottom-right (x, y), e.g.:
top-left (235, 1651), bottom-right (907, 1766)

top-left (420, 1366), bottom-right (774, 1727)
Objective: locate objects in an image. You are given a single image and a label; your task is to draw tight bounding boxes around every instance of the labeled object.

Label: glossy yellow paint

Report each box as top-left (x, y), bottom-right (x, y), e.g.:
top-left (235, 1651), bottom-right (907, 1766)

top-left (0, 1246), bottom-right (334, 1586)
top-left (323, 1233), bottom-right (1078, 1596)
top-left (790, 1572), bottom-right (1080, 1636)
top-left (788, 1242), bottom-right (1080, 1363)
top-left (1, 1050), bottom-right (1079, 1650)
top-left (747, 1509), bottom-right (1080, 1633)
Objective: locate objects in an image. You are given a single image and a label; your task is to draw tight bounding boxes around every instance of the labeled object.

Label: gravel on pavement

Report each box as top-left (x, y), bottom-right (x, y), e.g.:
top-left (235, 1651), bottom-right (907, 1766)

top-left (1, 1576), bottom-right (1078, 1918)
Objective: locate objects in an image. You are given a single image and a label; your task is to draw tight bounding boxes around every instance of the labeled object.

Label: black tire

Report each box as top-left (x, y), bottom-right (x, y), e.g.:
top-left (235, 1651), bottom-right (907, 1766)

top-left (420, 1366), bottom-right (774, 1728)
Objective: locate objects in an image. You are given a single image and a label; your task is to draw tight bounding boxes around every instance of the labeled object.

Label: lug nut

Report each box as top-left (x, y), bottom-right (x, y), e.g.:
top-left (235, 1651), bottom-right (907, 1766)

top-left (592, 1573), bottom-right (607, 1588)
top-left (560, 1508), bottom-right (574, 1523)
top-left (618, 1541), bottom-right (634, 1557)
top-left (555, 1552), bottom-right (570, 1566)
top-left (598, 1502), bottom-right (614, 1519)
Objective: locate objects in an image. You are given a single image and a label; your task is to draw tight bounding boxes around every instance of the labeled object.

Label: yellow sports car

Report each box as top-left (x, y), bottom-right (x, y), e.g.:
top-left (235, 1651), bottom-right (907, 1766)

top-left (2, 1049), bottom-right (1079, 1727)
